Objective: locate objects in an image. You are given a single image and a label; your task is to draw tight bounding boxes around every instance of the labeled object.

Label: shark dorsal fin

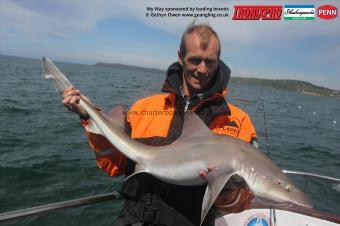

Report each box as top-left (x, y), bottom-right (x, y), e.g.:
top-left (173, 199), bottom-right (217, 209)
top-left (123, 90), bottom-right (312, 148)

top-left (175, 111), bottom-right (214, 142)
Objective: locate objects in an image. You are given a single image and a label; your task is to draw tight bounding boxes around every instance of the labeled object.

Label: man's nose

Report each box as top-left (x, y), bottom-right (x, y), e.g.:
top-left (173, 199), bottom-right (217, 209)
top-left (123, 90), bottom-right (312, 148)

top-left (197, 61), bottom-right (208, 75)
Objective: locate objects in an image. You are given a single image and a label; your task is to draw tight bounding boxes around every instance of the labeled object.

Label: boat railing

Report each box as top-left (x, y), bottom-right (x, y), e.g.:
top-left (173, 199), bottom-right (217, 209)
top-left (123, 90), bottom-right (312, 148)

top-left (282, 170), bottom-right (340, 183)
top-left (0, 171), bottom-right (339, 223)
top-left (0, 191), bottom-right (122, 223)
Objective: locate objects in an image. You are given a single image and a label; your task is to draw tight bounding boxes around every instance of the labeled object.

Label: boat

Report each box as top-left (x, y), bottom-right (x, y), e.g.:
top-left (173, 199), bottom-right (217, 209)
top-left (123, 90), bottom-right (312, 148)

top-left (216, 206), bottom-right (340, 226)
top-left (1, 170), bottom-right (339, 225)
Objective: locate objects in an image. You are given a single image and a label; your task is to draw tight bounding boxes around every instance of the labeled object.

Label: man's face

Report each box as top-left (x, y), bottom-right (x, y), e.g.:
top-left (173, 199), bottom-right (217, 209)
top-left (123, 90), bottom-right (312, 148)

top-left (179, 33), bottom-right (219, 93)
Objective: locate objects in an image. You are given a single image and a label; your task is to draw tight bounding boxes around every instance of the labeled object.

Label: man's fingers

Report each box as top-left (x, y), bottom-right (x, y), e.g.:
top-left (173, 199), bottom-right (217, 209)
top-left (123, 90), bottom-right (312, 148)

top-left (62, 87), bottom-right (75, 98)
top-left (63, 90), bottom-right (80, 99)
top-left (207, 166), bottom-right (215, 172)
top-left (199, 166), bottom-right (216, 179)
top-left (63, 95), bottom-right (80, 111)
top-left (199, 170), bottom-right (208, 178)
top-left (69, 96), bottom-right (79, 105)
top-left (62, 95), bottom-right (72, 105)
top-left (62, 87), bottom-right (81, 99)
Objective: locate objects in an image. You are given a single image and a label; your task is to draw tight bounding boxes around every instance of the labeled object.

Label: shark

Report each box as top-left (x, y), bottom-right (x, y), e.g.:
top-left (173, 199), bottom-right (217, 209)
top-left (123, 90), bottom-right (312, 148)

top-left (42, 57), bottom-right (312, 225)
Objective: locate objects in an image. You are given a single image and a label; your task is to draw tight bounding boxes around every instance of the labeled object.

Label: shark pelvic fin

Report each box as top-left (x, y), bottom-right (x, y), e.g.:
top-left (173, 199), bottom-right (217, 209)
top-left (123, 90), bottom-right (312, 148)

top-left (85, 104), bottom-right (126, 135)
top-left (201, 169), bottom-right (234, 225)
top-left (86, 118), bottom-right (102, 135)
top-left (104, 104), bottom-right (126, 128)
top-left (174, 111), bottom-right (214, 143)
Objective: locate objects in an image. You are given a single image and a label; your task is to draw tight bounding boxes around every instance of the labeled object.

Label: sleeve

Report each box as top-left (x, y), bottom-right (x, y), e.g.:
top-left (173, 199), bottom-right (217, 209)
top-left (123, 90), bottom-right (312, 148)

top-left (81, 117), bottom-right (128, 177)
top-left (214, 187), bottom-right (254, 214)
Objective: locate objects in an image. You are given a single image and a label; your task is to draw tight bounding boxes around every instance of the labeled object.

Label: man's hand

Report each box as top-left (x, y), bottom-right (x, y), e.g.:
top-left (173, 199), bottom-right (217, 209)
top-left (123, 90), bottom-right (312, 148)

top-left (199, 166), bottom-right (215, 178)
top-left (62, 87), bottom-right (89, 119)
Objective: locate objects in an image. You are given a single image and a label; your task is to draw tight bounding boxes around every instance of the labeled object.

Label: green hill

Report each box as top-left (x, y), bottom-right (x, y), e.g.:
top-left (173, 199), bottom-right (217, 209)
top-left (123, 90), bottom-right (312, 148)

top-left (94, 62), bottom-right (164, 74)
top-left (93, 62), bottom-right (339, 97)
top-left (230, 77), bottom-right (340, 97)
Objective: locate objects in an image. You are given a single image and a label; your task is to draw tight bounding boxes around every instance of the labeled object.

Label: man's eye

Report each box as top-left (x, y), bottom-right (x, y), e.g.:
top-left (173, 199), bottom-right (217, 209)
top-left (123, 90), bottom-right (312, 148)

top-left (189, 57), bottom-right (202, 65)
top-left (205, 59), bottom-right (216, 66)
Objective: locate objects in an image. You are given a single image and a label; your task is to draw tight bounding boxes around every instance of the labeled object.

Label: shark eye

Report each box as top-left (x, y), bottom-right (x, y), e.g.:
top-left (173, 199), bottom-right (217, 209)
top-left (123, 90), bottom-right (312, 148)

top-left (285, 184), bottom-right (296, 192)
top-left (278, 180), bottom-right (283, 185)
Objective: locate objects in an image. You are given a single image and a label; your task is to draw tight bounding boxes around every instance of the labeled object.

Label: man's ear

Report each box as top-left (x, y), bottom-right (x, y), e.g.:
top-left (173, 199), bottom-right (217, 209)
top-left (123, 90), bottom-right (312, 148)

top-left (178, 50), bottom-right (184, 66)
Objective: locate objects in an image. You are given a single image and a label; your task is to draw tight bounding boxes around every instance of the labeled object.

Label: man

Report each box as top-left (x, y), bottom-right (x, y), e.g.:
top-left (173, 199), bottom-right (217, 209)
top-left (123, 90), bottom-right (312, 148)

top-left (63, 23), bottom-right (257, 226)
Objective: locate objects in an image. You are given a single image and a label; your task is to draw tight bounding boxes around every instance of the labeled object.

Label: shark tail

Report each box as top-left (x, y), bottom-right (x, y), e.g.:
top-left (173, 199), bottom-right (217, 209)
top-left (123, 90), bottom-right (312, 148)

top-left (42, 57), bottom-right (73, 94)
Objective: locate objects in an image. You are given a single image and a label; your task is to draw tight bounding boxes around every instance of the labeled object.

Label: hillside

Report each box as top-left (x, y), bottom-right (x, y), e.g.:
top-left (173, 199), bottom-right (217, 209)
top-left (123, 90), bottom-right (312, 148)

top-left (94, 62), bottom-right (164, 74)
top-left (94, 62), bottom-right (339, 97)
top-left (231, 77), bottom-right (340, 97)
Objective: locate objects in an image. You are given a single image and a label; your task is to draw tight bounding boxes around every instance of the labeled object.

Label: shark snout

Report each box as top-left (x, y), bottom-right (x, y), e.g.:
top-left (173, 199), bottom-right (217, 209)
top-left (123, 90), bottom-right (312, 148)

top-left (289, 189), bottom-right (313, 208)
top-left (268, 185), bottom-right (313, 208)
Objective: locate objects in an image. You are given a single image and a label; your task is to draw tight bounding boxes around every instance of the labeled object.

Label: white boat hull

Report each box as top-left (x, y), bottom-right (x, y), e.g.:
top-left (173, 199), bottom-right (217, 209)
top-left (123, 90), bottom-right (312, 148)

top-left (215, 207), bottom-right (340, 226)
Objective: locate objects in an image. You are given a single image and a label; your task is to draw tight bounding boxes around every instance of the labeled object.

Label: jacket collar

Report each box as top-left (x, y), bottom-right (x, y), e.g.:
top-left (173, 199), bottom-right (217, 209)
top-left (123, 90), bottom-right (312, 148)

top-left (162, 60), bottom-right (230, 98)
top-left (161, 60), bottom-right (231, 112)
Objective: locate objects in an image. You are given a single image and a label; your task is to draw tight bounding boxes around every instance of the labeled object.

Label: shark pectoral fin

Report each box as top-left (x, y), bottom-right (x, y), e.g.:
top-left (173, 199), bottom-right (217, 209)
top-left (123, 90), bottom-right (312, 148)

top-left (123, 163), bottom-right (147, 181)
top-left (85, 119), bottom-right (104, 135)
top-left (104, 105), bottom-right (126, 128)
top-left (201, 170), bottom-right (234, 225)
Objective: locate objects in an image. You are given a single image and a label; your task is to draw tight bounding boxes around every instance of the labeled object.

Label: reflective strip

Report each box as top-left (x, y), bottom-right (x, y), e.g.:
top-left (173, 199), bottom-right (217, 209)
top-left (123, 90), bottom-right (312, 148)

top-left (93, 149), bottom-right (114, 157)
top-left (215, 190), bottom-right (243, 208)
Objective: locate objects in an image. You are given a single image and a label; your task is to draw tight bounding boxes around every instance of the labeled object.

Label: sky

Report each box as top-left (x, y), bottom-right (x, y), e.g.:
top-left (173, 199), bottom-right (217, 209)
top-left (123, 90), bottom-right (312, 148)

top-left (0, 0), bottom-right (339, 90)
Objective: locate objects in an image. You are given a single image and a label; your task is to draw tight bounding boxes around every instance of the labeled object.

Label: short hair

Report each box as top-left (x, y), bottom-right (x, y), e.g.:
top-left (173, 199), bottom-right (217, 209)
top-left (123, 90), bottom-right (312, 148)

top-left (179, 22), bottom-right (221, 58)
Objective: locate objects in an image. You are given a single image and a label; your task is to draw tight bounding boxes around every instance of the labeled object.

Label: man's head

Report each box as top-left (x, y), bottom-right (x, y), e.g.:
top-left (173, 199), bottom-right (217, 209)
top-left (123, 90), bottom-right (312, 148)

top-left (178, 22), bottom-right (221, 96)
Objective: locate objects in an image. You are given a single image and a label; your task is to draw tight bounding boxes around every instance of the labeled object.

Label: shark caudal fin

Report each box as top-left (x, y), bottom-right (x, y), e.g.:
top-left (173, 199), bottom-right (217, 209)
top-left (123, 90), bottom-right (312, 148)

top-left (42, 57), bottom-right (73, 94)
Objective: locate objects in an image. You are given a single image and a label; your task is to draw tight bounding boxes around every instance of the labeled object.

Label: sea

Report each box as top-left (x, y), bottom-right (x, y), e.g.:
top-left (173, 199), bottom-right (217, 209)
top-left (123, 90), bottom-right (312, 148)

top-left (0, 55), bottom-right (339, 225)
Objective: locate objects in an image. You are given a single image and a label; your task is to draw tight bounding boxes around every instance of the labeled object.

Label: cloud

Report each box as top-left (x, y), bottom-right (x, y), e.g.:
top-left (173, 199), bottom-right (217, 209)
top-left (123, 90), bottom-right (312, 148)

top-left (1, 0), bottom-right (339, 89)
top-left (2, 0), bottom-right (339, 41)
top-left (0, 1), bottom-right (72, 40)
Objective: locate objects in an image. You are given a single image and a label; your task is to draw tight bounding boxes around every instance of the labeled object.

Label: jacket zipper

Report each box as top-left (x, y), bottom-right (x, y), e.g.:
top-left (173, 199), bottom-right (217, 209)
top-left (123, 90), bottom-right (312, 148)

top-left (184, 98), bottom-right (191, 112)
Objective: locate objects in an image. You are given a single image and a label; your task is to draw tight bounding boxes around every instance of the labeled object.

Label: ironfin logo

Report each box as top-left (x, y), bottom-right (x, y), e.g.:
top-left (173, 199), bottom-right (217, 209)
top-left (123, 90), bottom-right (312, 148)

top-left (233, 5), bottom-right (282, 20)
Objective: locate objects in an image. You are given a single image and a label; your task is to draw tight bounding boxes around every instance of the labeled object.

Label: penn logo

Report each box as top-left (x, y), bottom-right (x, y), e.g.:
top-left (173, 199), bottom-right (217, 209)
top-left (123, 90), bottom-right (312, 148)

top-left (318, 5), bottom-right (338, 20)
top-left (233, 5), bottom-right (282, 20)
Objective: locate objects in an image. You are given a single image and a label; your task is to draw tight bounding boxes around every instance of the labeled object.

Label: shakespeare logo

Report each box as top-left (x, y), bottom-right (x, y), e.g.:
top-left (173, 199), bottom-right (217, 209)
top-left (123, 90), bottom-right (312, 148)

top-left (284, 5), bottom-right (315, 20)
top-left (318, 5), bottom-right (338, 20)
top-left (233, 5), bottom-right (282, 20)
